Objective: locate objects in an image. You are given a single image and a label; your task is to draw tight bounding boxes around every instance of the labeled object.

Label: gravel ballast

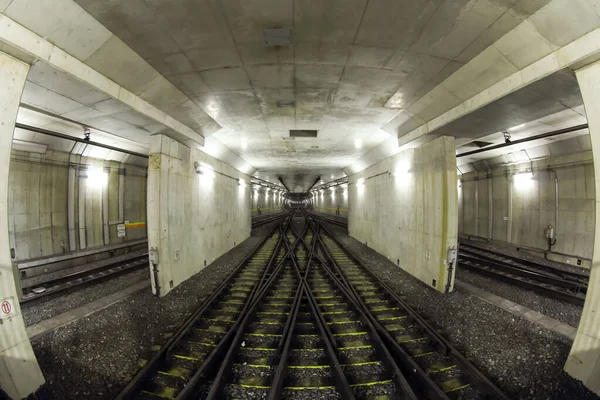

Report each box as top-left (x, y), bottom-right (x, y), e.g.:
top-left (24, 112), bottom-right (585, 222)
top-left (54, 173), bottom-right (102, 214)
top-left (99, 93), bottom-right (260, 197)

top-left (323, 222), bottom-right (599, 400)
top-left (28, 221), bottom-right (279, 400)
top-left (22, 267), bottom-right (150, 326)
top-left (456, 268), bottom-right (583, 327)
top-left (459, 236), bottom-right (590, 277)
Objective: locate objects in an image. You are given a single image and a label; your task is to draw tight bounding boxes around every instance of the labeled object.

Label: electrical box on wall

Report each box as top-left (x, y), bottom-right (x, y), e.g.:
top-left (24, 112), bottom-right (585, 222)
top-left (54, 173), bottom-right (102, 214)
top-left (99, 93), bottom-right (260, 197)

top-left (545, 225), bottom-right (554, 239)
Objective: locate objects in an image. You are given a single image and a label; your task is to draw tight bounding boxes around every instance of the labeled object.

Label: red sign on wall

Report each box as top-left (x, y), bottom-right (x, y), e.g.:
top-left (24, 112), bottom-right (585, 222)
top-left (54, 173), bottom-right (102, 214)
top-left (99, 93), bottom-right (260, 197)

top-left (0, 298), bottom-right (15, 319)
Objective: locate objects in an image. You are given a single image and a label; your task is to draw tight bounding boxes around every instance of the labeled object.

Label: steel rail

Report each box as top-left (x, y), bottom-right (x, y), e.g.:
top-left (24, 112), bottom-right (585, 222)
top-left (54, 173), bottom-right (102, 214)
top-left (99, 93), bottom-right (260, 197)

top-left (300, 214), bottom-right (450, 399)
top-left (458, 256), bottom-right (586, 306)
top-left (177, 217), bottom-right (301, 399)
top-left (20, 254), bottom-right (148, 304)
top-left (203, 216), bottom-right (308, 398)
top-left (269, 226), bottom-right (355, 399)
top-left (459, 252), bottom-right (586, 292)
top-left (459, 243), bottom-right (589, 283)
top-left (294, 213), bottom-right (419, 399)
top-left (314, 216), bottom-right (510, 400)
top-left (116, 220), bottom-right (284, 399)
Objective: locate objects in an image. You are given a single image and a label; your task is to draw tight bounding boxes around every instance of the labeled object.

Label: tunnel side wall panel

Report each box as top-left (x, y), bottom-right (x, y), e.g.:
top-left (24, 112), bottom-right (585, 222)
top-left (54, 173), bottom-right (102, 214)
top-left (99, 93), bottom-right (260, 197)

top-left (348, 136), bottom-right (458, 293)
top-left (458, 151), bottom-right (595, 262)
top-left (8, 149), bottom-right (148, 261)
top-left (313, 187), bottom-right (348, 216)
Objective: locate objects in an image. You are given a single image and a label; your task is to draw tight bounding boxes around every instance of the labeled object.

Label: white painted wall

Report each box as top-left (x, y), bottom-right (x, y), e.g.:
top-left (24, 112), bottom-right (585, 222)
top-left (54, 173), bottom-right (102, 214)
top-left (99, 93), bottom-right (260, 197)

top-left (312, 187), bottom-right (348, 217)
top-left (147, 134), bottom-right (251, 296)
top-left (459, 151), bottom-right (595, 263)
top-left (7, 149), bottom-right (147, 261)
top-left (349, 136), bottom-right (458, 293)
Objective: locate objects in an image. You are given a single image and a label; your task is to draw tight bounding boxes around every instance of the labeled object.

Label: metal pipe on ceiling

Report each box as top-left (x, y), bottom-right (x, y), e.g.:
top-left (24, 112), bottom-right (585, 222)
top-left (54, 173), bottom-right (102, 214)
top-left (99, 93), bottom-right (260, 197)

top-left (456, 124), bottom-right (589, 158)
top-left (15, 122), bottom-right (149, 159)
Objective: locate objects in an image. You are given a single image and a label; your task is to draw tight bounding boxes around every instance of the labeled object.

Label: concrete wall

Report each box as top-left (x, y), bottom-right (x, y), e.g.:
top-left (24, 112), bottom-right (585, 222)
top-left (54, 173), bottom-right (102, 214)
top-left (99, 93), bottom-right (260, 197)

top-left (251, 187), bottom-right (283, 216)
top-left (458, 151), bottom-right (595, 263)
top-left (0, 51), bottom-right (44, 399)
top-left (312, 187), bottom-right (348, 217)
top-left (7, 149), bottom-right (147, 261)
top-left (147, 134), bottom-right (251, 296)
top-left (349, 136), bottom-right (458, 293)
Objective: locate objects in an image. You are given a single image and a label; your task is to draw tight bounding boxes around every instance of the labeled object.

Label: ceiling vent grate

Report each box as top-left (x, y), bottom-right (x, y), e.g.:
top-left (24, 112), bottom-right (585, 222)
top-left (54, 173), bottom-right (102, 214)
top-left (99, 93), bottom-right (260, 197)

top-left (263, 28), bottom-right (294, 46)
top-left (290, 129), bottom-right (318, 138)
top-left (276, 100), bottom-right (296, 108)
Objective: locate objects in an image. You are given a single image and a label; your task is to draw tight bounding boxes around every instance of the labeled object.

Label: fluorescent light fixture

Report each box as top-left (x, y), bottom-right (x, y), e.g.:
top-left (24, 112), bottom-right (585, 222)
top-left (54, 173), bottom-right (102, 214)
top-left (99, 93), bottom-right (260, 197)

top-left (394, 161), bottom-right (411, 177)
top-left (195, 161), bottom-right (215, 180)
top-left (86, 166), bottom-right (108, 188)
top-left (514, 172), bottom-right (533, 188)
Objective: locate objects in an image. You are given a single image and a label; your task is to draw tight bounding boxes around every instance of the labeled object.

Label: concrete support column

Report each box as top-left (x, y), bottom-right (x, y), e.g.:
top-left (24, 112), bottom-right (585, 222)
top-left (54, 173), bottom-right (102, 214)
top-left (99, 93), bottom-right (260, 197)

top-left (67, 163), bottom-right (77, 251)
top-left (78, 172), bottom-right (87, 250)
top-left (565, 60), bottom-right (600, 395)
top-left (102, 166), bottom-right (109, 246)
top-left (0, 51), bottom-right (45, 398)
top-left (474, 178), bottom-right (479, 236)
top-left (488, 173), bottom-right (493, 239)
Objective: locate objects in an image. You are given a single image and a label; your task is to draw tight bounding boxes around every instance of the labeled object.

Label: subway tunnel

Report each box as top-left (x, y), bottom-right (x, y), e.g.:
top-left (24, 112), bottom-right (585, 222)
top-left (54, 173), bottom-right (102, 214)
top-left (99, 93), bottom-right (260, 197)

top-left (1, 1), bottom-right (600, 399)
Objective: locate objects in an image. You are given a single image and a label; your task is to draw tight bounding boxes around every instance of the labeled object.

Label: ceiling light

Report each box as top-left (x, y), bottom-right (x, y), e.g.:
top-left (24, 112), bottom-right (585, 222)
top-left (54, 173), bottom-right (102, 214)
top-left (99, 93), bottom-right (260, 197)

top-left (355, 138), bottom-right (362, 149)
top-left (86, 166), bottom-right (108, 188)
top-left (514, 172), bottom-right (533, 188)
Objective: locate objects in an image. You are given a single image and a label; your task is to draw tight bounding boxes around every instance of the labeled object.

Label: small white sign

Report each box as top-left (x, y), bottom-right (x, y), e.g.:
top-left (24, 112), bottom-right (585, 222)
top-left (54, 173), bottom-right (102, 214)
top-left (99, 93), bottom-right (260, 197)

top-left (1, 297), bottom-right (16, 319)
top-left (117, 223), bottom-right (126, 238)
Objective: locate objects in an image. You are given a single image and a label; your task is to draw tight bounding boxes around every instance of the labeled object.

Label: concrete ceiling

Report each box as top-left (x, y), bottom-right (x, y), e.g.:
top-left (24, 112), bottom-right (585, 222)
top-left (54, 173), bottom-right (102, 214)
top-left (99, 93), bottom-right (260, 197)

top-left (72, 0), bottom-right (553, 192)
top-left (451, 69), bottom-right (590, 172)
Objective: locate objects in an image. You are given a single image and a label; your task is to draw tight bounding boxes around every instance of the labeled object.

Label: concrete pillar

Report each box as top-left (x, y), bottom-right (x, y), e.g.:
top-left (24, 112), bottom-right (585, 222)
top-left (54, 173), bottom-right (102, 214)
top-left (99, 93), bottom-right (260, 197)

top-left (0, 52), bottom-right (45, 398)
top-left (148, 134), bottom-right (251, 297)
top-left (566, 60), bottom-right (600, 395)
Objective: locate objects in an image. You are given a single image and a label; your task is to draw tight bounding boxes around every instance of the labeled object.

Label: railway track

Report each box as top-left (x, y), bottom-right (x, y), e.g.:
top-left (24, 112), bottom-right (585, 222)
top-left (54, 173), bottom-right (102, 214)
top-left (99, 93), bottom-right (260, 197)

top-left (119, 211), bottom-right (507, 399)
top-left (20, 251), bottom-right (149, 304)
top-left (457, 244), bottom-right (587, 306)
top-left (209, 215), bottom-right (417, 399)
top-left (309, 212), bottom-right (508, 400)
top-left (117, 216), bottom-right (289, 399)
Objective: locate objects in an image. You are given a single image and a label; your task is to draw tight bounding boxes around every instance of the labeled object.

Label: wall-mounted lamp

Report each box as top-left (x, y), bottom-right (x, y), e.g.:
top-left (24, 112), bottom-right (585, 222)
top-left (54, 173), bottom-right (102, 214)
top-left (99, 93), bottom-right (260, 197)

top-left (238, 178), bottom-right (246, 187)
top-left (194, 161), bottom-right (203, 175)
top-left (86, 166), bottom-right (108, 188)
top-left (356, 178), bottom-right (365, 187)
top-left (514, 172), bottom-right (533, 188)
